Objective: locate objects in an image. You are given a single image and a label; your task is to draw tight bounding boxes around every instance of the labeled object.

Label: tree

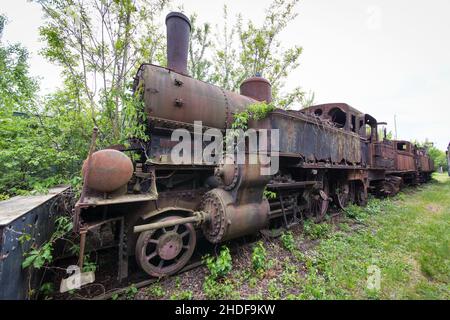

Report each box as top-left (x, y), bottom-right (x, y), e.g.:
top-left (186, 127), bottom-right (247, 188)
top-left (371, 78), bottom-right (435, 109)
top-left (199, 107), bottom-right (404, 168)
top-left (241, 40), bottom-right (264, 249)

top-left (189, 0), bottom-right (313, 109)
top-left (188, 13), bottom-right (212, 81)
top-left (35, 0), bottom-right (169, 144)
top-left (0, 15), bottom-right (93, 197)
top-left (414, 139), bottom-right (448, 172)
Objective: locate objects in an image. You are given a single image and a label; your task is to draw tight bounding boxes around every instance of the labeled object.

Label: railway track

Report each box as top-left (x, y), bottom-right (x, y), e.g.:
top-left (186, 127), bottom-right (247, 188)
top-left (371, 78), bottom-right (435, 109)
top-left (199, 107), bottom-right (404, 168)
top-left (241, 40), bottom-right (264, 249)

top-left (87, 210), bottom-right (346, 300)
top-left (91, 260), bottom-right (204, 300)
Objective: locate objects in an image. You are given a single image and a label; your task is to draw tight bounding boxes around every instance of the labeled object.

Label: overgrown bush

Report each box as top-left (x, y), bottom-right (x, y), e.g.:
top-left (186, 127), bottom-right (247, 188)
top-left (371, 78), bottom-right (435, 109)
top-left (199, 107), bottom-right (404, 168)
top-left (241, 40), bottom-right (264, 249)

top-left (203, 246), bottom-right (232, 280)
top-left (303, 220), bottom-right (331, 240)
top-left (251, 241), bottom-right (267, 274)
top-left (280, 231), bottom-right (296, 252)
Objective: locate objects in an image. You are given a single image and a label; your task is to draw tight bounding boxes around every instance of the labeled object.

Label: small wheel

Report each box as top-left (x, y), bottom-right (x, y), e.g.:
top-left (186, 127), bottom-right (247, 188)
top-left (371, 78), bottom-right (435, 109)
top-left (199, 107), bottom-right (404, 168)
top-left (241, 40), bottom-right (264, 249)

top-left (135, 216), bottom-right (196, 277)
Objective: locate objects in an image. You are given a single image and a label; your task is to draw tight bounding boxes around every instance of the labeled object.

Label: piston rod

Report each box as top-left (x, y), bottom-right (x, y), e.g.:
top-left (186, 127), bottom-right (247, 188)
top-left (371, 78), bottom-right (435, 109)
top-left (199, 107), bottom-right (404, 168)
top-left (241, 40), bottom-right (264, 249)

top-left (133, 212), bottom-right (207, 233)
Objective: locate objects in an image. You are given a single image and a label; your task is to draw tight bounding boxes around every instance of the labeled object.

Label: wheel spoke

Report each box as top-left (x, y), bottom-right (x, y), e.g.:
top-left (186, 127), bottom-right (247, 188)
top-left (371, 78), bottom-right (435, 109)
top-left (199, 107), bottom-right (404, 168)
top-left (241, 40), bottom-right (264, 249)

top-left (146, 251), bottom-right (157, 261)
top-left (180, 230), bottom-right (190, 238)
top-left (136, 215), bottom-right (197, 277)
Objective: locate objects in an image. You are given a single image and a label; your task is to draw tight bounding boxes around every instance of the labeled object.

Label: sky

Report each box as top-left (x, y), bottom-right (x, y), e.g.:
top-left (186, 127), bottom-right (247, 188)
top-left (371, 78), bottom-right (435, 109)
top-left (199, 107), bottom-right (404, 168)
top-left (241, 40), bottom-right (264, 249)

top-left (1, 0), bottom-right (449, 150)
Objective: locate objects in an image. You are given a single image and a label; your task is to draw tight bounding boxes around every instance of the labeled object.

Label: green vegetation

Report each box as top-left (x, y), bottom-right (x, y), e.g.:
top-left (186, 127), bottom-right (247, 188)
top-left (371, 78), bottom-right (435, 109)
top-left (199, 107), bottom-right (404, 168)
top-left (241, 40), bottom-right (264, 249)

top-left (303, 219), bottom-right (332, 240)
top-left (202, 246), bottom-right (238, 299)
top-left (280, 231), bottom-right (296, 252)
top-left (125, 284), bottom-right (138, 300)
top-left (231, 101), bottom-right (276, 131)
top-left (169, 290), bottom-right (193, 300)
top-left (251, 241), bottom-right (268, 274)
top-left (1, 0), bottom-right (309, 198)
top-left (294, 174), bottom-right (450, 299)
top-left (140, 173), bottom-right (449, 300)
top-left (146, 283), bottom-right (165, 298)
top-left (21, 216), bottom-right (74, 269)
top-left (203, 246), bottom-right (233, 280)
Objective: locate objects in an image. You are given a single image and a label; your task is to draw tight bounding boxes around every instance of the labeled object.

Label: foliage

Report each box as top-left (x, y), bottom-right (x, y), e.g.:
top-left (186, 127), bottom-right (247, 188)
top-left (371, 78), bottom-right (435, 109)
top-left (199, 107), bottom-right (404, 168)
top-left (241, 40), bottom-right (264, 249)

top-left (302, 220), bottom-right (331, 240)
top-left (39, 282), bottom-right (55, 297)
top-left (280, 231), bottom-right (296, 252)
top-left (263, 188), bottom-right (277, 200)
top-left (0, 17), bottom-right (91, 196)
top-left (267, 278), bottom-right (282, 299)
top-left (413, 139), bottom-right (448, 172)
top-left (22, 215), bottom-right (73, 269)
top-left (427, 145), bottom-right (448, 172)
top-left (203, 276), bottom-right (237, 299)
top-left (82, 254), bottom-right (97, 273)
top-left (146, 283), bottom-right (164, 298)
top-left (281, 261), bottom-right (300, 287)
top-left (204, 1), bottom-right (311, 109)
top-left (202, 246), bottom-right (238, 299)
top-left (188, 13), bottom-right (212, 81)
top-left (125, 284), bottom-right (138, 300)
top-left (229, 101), bottom-right (275, 141)
top-left (203, 246), bottom-right (232, 280)
top-left (34, 0), bottom-right (168, 144)
top-left (251, 241), bottom-right (267, 274)
top-left (169, 290), bottom-right (193, 300)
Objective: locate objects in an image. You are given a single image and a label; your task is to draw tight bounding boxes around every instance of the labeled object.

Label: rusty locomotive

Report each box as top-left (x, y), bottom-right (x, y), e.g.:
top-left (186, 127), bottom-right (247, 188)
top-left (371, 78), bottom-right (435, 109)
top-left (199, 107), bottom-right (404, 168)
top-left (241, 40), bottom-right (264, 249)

top-left (73, 12), bottom-right (434, 279)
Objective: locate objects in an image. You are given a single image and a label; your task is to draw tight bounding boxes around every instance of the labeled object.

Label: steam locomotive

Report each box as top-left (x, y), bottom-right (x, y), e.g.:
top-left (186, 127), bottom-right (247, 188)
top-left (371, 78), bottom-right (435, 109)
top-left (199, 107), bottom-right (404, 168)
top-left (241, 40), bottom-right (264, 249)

top-left (73, 12), bottom-right (434, 280)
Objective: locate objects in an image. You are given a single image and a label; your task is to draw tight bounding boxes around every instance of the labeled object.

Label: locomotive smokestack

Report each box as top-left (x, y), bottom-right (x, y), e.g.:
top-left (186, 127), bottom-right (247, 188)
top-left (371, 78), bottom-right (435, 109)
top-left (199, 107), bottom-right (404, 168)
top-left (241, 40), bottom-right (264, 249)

top-left (165, 12), bottom-right (191, 75)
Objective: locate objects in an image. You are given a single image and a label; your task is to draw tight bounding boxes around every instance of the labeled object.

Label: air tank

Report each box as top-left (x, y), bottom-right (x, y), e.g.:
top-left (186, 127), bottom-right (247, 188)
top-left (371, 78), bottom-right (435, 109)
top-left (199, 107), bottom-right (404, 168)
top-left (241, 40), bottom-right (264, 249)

top-left (82, 149), bottom-right (134, 193)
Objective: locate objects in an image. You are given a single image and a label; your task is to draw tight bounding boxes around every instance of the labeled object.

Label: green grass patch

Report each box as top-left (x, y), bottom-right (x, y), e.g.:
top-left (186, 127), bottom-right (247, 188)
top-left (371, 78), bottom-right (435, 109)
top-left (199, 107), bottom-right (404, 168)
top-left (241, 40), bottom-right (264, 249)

top-left (293, 173), bottom-right (450, 299)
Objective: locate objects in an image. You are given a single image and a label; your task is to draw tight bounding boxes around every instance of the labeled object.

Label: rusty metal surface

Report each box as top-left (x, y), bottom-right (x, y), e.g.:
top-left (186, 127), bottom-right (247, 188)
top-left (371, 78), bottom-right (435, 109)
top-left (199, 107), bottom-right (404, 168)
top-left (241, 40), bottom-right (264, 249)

top-left (200, 188), bottom-right (269, 243)
top-left (372, 141), bottom-right (395, 170)
top-left (303, 103), bottom-right (365, 132)
top-left (165, 12), bottom-right (191, 75)
top-left (265, 110), bottom-right (363, 165)
top-left (70, 9), bottom-right (439, 281)
top-left (136, 64), bottom-right (256, 129)
top-left (82, 149), bottom-right (134, 193)
top-left (240, 76), bottom-right (272, 103)
top-left (0, 187), bottom-right (70, 300)
top-left (135, 215), bottom-right (196, 277)
top-left (391, 140), bottom-right (416, 172)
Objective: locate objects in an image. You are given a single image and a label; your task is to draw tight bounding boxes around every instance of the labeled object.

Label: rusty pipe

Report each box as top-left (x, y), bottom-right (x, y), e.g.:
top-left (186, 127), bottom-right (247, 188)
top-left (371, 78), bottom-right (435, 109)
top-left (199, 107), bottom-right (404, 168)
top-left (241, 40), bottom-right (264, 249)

top-left (133, 212), bottom-right (207, 233)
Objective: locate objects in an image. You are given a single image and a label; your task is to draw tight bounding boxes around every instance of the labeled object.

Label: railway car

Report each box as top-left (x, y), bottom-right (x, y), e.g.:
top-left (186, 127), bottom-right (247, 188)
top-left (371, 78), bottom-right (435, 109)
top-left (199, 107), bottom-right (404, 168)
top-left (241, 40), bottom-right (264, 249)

top-left (414, 146), bottom-right (434, 182)
top-left (72, 12), bottom-right (434, 280)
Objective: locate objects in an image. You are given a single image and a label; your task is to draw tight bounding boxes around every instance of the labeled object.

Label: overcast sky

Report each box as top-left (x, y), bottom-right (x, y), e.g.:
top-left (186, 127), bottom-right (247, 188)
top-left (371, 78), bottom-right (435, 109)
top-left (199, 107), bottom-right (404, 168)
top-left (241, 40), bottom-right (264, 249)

top-left (2, 0), bottom-right (449, 150)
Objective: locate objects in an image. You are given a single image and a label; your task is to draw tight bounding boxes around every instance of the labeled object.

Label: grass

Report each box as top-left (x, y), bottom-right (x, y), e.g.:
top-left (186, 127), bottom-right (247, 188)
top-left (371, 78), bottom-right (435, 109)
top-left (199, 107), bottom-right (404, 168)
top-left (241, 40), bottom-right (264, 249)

top-left (138, 173), bottom-right (449, 300)
top-left (296, 173), bottom-right (450, 299)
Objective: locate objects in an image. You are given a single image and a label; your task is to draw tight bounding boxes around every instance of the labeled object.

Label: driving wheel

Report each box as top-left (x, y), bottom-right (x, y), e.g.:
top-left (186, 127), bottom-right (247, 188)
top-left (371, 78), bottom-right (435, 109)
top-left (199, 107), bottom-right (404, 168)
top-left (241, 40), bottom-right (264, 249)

top-left (135, 215), bottom-right (196, 277)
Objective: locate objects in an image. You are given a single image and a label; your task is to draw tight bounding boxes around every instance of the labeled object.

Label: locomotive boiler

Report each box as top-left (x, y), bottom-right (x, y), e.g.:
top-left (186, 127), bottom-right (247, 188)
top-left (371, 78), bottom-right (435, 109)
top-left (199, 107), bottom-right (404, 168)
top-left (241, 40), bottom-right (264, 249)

top-left (73, 11), bottom-right (434, 280)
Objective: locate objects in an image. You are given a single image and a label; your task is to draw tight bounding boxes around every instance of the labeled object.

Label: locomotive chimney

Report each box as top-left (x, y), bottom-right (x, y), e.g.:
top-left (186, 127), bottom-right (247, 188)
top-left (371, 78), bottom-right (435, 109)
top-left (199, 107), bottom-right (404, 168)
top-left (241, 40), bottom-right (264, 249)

top-left (165, 12), bottom-right (191, 75)
top-left (240, 73), bottom-right (272, 103)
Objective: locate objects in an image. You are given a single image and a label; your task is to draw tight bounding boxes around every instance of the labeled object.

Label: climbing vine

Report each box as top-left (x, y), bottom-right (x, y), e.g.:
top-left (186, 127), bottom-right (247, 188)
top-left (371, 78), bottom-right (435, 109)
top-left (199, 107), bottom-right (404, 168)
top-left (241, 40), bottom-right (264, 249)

top-left (231, 101), bottom-right (276, 131)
